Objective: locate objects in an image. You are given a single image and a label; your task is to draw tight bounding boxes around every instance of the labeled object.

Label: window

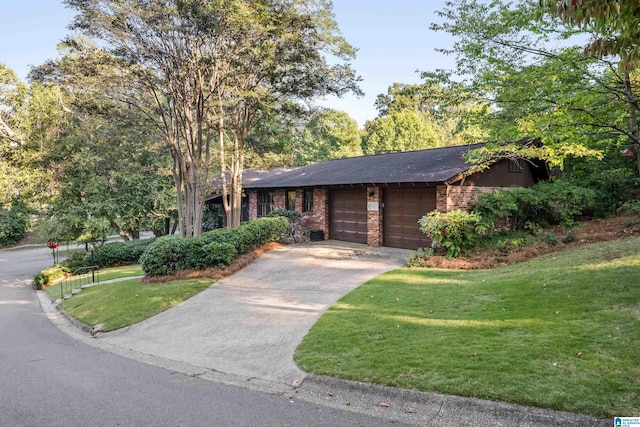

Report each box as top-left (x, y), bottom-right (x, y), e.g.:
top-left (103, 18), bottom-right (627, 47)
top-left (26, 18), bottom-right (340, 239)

top-left (257, 191), bottom-right (274, 217)
top-left (303, 189), bottom-right (314, 212)
top-left (286, 190), bottom-right (296, 211)
top-left (508, 159), bottom-right (524, 173)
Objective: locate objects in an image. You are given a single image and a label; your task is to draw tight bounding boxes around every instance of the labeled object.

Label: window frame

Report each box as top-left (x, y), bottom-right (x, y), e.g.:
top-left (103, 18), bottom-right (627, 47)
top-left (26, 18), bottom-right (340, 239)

top-left (257, 191), bottom-right (274, 217)
top-left (303, 189), bottom-right (314, 213)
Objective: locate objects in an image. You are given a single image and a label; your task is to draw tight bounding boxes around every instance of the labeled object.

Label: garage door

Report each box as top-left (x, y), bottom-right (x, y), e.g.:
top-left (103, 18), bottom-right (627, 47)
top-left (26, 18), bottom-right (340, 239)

top-left (384, 188), bottom-right (436, 250)
top-left (330, 189), bottom-right (367, 244)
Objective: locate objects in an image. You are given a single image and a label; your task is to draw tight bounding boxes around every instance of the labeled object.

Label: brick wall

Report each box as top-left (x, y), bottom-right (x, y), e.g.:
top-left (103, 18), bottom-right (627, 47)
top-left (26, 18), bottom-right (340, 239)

top-left (444, 185), bottom-right (501, 211)
top-left (367, 186), bottom-right (382, 247)
top-left (248, 190), bottom-right (258, 220)
top-left (436, 186), bottom-right (447, 212)
top-left (300, 188), bottom-right (328, 239)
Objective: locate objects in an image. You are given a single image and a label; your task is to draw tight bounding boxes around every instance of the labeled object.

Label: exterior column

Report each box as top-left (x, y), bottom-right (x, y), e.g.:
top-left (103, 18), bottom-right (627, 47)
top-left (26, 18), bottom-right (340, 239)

top-left (367, 186), bottom-right (382, 247)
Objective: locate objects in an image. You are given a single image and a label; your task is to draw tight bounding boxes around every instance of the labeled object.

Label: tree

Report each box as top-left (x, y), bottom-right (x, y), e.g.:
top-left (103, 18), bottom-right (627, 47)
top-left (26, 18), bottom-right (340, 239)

top-left (539, 0), bottom-right (640, 71)
top-left (429, 0), bottom-right (640, 175)
top-left (55, 0), bottom-right (360, 235)
top-left (374, 81), bottom-right (489, 146)
top-left (294, 109), bottom-right (362, 165)
top-left (362, 110), bottom-right (440, 154)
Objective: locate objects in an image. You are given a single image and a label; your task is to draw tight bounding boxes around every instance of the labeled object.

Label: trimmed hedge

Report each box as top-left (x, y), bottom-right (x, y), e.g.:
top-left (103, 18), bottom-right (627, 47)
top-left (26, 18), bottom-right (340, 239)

top-left (92, 238), bottom-right (157, 267)
top-left (141, 217), bottom-right (288, 276)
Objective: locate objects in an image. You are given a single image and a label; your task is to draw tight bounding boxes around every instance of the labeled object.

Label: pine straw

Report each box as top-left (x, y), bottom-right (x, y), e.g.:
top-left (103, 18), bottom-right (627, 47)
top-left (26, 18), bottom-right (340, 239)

top-left (420, 215), bottom-right (640, 270)
top-left (140, 241), bottom-right (283, 284)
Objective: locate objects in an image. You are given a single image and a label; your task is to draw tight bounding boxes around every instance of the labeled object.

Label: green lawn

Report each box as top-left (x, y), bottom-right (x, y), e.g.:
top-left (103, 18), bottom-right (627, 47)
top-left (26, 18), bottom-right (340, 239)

top-left (54, 268), bottom-right (213, 331)
top-left (295, 236), bottom-right (640, 417)
top-left (45, 264), bottom-right (145, 300)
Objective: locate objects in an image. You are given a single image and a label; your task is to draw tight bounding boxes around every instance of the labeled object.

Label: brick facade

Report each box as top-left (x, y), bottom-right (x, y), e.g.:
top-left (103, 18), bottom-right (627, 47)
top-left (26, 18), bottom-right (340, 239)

top-left (247, 183), bottom-right (505, 246)
top-left (443, 185), bottom-right (501, 211)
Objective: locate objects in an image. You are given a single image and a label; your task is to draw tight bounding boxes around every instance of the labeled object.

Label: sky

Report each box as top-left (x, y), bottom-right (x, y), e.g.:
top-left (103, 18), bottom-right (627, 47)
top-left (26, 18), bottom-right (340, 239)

top-left (0, 0), bottom-right (456, 127)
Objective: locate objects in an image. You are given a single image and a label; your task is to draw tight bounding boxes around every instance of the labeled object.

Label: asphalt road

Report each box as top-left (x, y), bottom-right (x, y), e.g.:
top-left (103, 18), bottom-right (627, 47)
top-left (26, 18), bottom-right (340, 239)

top-left (0, 245), bottom-right (400, 427)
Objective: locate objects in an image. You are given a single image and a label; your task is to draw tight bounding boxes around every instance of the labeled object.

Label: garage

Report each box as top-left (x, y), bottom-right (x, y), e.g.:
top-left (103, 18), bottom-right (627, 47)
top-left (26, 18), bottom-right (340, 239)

top-left (384, 187), bottom-right (436, 250)
top-left (330, 189), bottom-right (367, 244)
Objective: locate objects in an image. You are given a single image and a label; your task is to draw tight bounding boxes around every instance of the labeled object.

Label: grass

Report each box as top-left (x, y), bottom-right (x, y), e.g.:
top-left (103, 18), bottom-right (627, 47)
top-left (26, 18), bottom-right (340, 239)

top-left (44, 264), bottom-right (145, 300)
top-left (294, 236), bottom-right (640, 417)
top-left (59, 276), bottom-right (214, 332)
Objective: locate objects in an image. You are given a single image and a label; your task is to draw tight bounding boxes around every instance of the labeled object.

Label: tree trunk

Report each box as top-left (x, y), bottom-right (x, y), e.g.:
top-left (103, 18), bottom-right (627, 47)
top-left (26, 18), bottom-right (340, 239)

top-left (110, 221), bottom-right (130, 242)
top-left (623, 70), bottom-right (640, 176)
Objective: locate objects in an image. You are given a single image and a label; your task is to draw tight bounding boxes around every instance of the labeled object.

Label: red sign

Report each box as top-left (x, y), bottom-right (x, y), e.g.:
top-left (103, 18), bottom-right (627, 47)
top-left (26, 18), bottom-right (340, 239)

top-left (621, 147), bottom-right (634, 157)
top-left (47, 239), bottom-right (59, 249)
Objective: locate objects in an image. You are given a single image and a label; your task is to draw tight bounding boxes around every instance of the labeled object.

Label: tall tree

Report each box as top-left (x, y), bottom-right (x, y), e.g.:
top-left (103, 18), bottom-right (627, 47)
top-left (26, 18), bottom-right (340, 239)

top-left (362, 110), bottom-right (440, 154)
top-left (429, 0), bottom-right (639, 175)
top-left (294, 109), bottom-right (362, 165)
top-left (540, 0), bottom-right (640, 71)
top-left (374, 81), bottom-right (489, 146)
top-left (54, 0), bottom-right (359, 235)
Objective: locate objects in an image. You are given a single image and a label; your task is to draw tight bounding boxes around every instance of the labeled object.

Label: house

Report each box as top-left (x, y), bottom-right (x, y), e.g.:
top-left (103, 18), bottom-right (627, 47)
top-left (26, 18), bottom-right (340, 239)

top-left (229, 142), bottom-right (548, 250)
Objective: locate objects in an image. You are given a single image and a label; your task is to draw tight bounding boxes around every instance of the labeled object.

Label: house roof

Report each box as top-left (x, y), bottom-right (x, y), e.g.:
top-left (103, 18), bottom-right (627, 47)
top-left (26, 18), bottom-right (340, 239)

top-left (245, 143), bottom-right (486, 189)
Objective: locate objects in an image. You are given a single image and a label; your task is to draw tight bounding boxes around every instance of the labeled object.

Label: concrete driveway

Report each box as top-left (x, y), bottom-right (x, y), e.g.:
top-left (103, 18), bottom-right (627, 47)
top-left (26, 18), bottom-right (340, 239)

top-left (100, 241), bottom-right (409, 387)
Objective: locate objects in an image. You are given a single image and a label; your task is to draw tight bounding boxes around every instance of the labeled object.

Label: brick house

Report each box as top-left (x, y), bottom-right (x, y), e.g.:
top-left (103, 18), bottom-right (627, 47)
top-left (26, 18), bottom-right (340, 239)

top-left (223, 143), bottom-right (548, 250)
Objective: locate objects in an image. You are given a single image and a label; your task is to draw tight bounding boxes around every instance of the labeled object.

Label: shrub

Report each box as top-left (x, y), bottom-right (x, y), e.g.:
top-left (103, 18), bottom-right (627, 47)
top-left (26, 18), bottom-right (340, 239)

top-left (205, 242), bottom-right (237, 268)
top-left (267, 209), bottom-right (301, 240)
top-left (406, 247), bottom-right (434, 267)
top-left (33, 265), bottom-right (68, 290)
top-left (92, 237), bottom-right (157, 267)
top-left (61, 251), bottom-right (90, 271)
top-left (534, 181), bottom-right (595, 226)
top-left (141, 217), bottom-right (288, 276)
top-left (419, 210), bottom-right (487, 258)
top-left (473, 180), bottom-right (596, 232)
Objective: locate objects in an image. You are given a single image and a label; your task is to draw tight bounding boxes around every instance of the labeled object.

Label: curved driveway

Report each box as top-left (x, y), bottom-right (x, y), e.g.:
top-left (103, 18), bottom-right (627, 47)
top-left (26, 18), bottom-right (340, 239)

top-left (100, 242), bottom-right (409, 386)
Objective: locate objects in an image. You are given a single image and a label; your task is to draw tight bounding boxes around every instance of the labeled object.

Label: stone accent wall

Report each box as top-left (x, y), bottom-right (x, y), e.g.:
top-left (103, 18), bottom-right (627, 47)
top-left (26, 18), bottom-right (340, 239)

top-left (366, 186), bottom-right (382, 247)
top-left (444, 185), bottom-right (501, 211)
top-left (248, 190), bottom-right (258, 220)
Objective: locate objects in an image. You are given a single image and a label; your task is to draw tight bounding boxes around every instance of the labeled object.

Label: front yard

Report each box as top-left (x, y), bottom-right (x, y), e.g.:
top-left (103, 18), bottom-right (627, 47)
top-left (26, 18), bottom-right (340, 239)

top-left (295, 236), bottom-right (640, 417)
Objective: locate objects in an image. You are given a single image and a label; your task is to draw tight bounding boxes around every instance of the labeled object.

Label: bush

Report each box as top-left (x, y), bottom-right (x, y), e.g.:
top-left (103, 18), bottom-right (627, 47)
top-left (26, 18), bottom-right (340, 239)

top-left (419, 210), bottom-right (487, 258)
top-left (92, 237), bottom-right (157, 267)
top-left (33, 265), bottom-right (68, 290)
top-left (473, 180), bottom-right (596, 232)
top-left (267, 209), bottom-right (302, 241)
top-left (142, 217), bottom-right (288, 276)
top-left (0, 199), bottom-right (30, 247)
top-left (406, 247), bottom-right (434, 267)
top-left (60, 251), bottom-right (90, 271)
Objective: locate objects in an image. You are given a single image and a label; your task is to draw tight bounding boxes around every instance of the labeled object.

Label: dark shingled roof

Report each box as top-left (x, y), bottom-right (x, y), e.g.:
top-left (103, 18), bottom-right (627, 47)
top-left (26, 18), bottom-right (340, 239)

top-left (246, 143), bottom-right (485, 188)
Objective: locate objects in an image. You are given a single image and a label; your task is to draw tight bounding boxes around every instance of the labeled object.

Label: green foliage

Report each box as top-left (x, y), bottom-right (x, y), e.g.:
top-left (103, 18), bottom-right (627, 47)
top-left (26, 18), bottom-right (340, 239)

top-left (362, 110), bottom-right (440, 155)
top-left (266, 208), bottom-right (301, 240)
top-left (405, 247), bottom-right (434, 267)
top-left (33, 265), bottom-right (68, 290)
top-left (0, 198), bottom-right (30, 247)
top-left (294, 109), bottom-right (362, 166)
top-left (534, 181), bottom-right (596, 226)
top-left (538, 231), bottom-right (559, 246)
top-left (419, 209), bottom-right (487, 258)
top-left (201, 203), bottom-right (223, 232)
top-left (142, 217), bottom-right (288, 276)
top-left (60, 251), bottom-right (90, 271)
top-left (92, 238), bottom-right (157, 267)
top-left (472, 180), bottom-right (596, 232)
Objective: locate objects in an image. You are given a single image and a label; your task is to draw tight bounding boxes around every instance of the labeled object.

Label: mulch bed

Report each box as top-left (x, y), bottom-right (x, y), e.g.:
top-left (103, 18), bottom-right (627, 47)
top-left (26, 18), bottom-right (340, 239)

top-left (418, 215), bottom-right (640, 270)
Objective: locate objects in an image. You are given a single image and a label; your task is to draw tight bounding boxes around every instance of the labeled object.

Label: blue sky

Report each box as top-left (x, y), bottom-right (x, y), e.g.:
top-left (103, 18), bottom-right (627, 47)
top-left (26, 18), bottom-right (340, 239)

top-left (0, 0), bottom-right (455, 127)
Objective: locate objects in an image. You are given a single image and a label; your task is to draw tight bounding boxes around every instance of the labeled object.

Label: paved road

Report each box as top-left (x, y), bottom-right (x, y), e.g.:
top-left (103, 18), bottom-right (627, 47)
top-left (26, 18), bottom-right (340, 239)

top-left (0, 245), bottom-right (402, 427)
